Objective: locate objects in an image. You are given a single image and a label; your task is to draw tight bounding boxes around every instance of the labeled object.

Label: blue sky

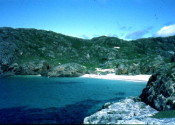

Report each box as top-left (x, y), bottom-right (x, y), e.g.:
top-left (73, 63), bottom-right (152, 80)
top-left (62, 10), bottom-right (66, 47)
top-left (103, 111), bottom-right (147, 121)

top-left (0, 0), bottom-right (175, 40)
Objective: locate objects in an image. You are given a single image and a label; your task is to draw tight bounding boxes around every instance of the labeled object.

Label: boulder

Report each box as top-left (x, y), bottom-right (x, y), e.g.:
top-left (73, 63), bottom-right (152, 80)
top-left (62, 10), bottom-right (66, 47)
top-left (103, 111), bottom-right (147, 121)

top-left (83, 97), bottom-right (160, 124)
top-left (46, 63), bottom-right (86, 77)
top-left (140, 64), bottom-right (175, 111)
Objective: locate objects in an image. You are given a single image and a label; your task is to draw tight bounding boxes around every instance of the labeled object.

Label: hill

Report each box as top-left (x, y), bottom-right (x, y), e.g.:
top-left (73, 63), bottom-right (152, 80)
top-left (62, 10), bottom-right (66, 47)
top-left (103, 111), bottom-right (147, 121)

top-left (0, 27), bottom-right (175, 77)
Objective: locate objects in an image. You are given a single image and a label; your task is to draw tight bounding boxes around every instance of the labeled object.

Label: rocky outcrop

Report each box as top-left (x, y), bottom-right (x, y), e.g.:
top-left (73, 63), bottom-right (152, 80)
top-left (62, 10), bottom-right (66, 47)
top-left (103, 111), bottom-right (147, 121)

top-left (84, 97), bottom-right (163, 124)
top-left (114, 56), bottom-right (165, 75)
top-left (15, 61), bottom-right (50, 75)
top-left (0, 40), bottom-right (19, 77)
top-left (140, 64), bottom-right (175, 111)
top-left (0, 40), bottom-right (19, 66)
top-left (46, 63), bottom-right (87, 77)
top-left (83, 97), bottom-right (175, 124)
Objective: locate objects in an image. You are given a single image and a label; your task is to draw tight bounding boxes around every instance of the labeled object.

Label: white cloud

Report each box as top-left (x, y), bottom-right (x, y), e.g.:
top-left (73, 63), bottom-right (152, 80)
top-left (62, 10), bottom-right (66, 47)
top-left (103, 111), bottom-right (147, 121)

top-left (155, 24), bottom-right (175, 37)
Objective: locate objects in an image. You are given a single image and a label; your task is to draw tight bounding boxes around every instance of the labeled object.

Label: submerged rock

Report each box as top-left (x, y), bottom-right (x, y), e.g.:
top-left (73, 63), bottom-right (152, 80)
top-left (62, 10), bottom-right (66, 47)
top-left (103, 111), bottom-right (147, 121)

top-left (83, 97), bottom-right (159, 124)
top-left (140, 64), bottom-right (175, 111)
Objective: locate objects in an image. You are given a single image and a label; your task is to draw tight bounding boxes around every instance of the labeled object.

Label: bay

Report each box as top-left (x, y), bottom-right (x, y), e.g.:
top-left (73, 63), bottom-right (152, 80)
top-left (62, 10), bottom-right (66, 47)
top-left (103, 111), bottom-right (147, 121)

top-left (0, 75), bottom-right (146, 124)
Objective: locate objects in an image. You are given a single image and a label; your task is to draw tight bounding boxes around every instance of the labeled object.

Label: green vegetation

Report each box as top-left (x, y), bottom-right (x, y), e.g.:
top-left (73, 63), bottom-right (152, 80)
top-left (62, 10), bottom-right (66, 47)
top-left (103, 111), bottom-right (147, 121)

top-left (0, 27), bottom-right (175, 75)
top-left (151, 110), bottom-right (175, 118)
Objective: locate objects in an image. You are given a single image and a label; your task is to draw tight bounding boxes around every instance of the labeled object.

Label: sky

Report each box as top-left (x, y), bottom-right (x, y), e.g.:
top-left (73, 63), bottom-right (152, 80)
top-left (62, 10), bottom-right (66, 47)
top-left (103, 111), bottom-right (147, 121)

top-left (0, 0), bottom-right (175, 40)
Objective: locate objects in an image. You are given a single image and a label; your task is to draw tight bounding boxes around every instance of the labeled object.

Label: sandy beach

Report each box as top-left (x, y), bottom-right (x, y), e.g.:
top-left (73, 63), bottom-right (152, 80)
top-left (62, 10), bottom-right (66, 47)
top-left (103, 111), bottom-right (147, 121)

top-left (81, 74), bottom-right (151, 82)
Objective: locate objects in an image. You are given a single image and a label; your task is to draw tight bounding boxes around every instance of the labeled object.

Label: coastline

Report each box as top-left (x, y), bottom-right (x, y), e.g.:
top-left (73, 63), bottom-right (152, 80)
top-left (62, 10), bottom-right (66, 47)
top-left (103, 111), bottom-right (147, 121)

top-left (81, 74), bottom-right (151, 82)
top-left (0, 73), bottom-right (151, 82)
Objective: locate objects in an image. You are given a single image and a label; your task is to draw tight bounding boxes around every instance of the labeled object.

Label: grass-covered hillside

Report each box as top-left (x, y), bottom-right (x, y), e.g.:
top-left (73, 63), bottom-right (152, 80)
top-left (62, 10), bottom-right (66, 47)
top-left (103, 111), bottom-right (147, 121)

top-left (0, 27), bottom-right (175, 77)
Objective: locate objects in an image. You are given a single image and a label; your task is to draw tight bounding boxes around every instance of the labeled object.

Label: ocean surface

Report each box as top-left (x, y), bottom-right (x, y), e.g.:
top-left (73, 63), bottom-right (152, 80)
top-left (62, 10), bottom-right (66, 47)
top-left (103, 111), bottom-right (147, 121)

top-left (0, 75), bottom-right (146, 124)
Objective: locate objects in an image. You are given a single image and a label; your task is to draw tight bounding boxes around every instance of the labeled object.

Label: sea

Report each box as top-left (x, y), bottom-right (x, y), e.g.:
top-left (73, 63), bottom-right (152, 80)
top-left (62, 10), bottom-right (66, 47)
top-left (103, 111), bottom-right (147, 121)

top-left (0, 75), bottom-right (146, 124)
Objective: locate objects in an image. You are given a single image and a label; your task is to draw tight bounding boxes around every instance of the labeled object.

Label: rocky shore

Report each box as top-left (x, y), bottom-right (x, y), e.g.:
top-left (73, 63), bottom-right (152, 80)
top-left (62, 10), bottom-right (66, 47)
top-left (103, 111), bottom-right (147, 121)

top-left (83, 65), bottom-right (175, 124)
top-left (140, 64), bottom-right (175, 111)
top-left (83, 97), bottom-right (175, 124)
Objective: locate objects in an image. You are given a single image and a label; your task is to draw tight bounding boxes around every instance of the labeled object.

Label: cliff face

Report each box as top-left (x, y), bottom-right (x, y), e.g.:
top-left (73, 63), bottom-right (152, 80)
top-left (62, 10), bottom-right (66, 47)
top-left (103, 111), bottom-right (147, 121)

top-left (140, 64), bottom-right (175, 111)
top-left (0, 27), bottom-right (175, 77)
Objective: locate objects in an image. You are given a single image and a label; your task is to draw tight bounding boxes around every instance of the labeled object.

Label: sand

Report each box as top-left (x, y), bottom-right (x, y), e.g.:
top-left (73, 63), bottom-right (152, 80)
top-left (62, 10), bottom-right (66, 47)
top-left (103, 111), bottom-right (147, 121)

top-left (81, 74), bottom-right (151, 82)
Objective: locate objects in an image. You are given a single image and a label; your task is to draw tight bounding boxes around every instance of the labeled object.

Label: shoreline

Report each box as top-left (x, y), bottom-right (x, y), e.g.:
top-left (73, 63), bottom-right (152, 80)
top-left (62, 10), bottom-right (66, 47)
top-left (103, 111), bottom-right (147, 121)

top-left (1, 73), bottom-right (151, 82)
top-left (81, 74), bottom-right (151, 82)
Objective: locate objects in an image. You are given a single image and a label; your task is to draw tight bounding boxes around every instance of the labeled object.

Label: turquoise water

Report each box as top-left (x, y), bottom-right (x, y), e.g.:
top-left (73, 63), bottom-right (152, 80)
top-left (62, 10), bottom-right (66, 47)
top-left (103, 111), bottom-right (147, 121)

top-left (0, 75), bottom-right (146, 124)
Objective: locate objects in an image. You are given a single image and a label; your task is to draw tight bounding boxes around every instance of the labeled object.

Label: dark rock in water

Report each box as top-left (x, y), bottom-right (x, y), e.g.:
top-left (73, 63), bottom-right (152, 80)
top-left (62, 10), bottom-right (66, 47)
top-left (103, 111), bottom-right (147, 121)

top-left (171, 54), bottom-right (175, 62)
top-left (140, 64), bottom-right (175, 111)
top-left (46, 63), bottom-right (87, 77)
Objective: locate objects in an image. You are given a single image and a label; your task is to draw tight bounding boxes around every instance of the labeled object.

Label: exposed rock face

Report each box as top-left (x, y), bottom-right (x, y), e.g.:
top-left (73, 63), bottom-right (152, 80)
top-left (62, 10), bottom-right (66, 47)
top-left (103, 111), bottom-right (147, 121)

top-left (84, 97), bottom-right (175, 124)
top-left (16, 61), bottom-right (50, 75)
top-left (83, 97), bottom-right (162, 124)
top-left (46, 63), bottom-right (87, 77)
top-left (114, 56), bottom-right (165, 75)
top-left (0, 41), bottom-right (18, 65)
top-left (0, 40), bottom-right (19, 77)
top-left (140, 64), bottom-right (175, 111)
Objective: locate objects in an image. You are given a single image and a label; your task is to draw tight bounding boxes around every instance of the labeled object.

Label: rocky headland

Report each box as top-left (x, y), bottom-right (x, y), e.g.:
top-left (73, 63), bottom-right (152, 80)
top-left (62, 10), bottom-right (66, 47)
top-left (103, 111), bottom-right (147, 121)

top-left (140, 64), bottom-right (175, 111)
